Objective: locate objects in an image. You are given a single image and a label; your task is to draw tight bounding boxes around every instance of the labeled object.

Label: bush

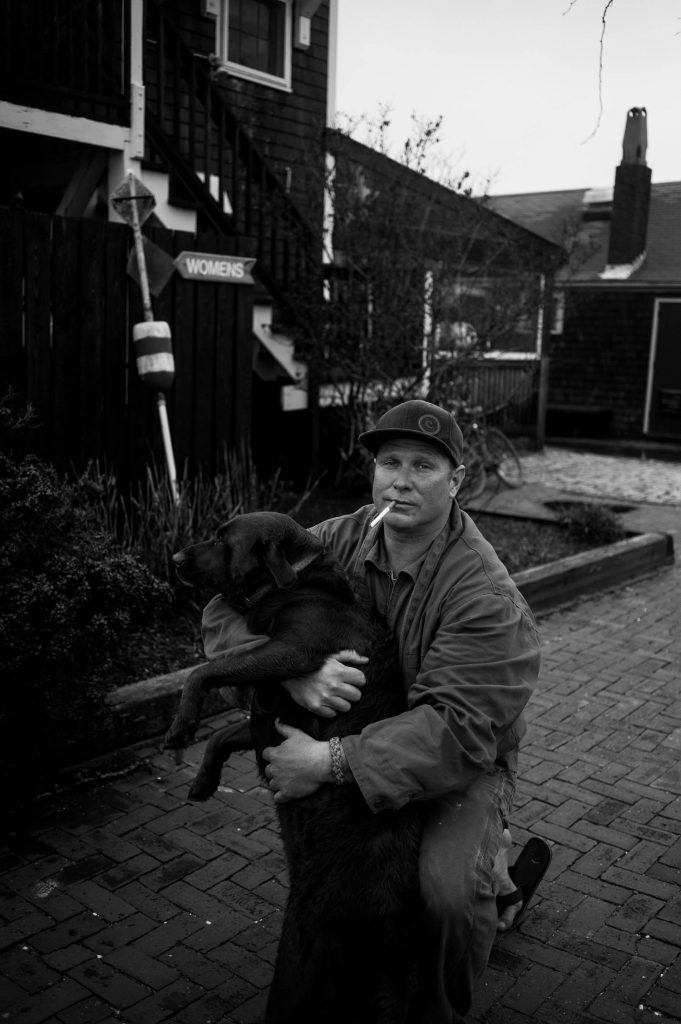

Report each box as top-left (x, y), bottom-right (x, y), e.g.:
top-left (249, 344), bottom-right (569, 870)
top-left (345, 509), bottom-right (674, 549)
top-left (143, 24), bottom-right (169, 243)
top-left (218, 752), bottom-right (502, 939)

top-left (0, 452), bottom-right (173, 802)
top-left (556, 502), bottom-right (626, 545)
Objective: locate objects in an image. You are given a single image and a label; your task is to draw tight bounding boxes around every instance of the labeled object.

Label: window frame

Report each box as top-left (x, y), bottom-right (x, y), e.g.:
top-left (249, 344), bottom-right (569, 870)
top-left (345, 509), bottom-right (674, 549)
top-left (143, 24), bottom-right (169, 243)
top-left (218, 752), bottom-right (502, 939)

top-left (215, 0), bottom-right (293, 92)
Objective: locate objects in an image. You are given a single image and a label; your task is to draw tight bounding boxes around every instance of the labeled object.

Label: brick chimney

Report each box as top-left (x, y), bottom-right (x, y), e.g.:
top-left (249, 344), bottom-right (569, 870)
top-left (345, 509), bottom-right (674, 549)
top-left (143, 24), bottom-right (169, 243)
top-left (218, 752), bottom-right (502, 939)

top-left (606, 107), bottom-right (651, 267)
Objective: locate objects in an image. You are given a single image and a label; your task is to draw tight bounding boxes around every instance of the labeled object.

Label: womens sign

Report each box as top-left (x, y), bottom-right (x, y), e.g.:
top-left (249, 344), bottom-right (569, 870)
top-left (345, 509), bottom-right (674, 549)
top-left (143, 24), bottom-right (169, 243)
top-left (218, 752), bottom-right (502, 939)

top-left (174, 251), bottom-right (256, 284)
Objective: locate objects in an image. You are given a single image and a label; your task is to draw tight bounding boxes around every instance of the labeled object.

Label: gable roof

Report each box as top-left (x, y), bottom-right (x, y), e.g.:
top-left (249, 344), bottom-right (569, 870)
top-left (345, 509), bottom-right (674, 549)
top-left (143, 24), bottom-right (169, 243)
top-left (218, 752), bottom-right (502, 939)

top-left (490, 181), bottom-right (681, 290)
top-left (326, 129), bottom-right (560, 261)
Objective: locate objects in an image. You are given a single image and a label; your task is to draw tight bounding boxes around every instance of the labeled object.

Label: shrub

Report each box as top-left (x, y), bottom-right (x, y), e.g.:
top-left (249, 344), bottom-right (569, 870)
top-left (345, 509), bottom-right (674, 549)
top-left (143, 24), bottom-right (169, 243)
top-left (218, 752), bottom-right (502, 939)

top-left (556, 502), bottom-right (626, 545)
top-left (0, 452), bottom-right (173, 803)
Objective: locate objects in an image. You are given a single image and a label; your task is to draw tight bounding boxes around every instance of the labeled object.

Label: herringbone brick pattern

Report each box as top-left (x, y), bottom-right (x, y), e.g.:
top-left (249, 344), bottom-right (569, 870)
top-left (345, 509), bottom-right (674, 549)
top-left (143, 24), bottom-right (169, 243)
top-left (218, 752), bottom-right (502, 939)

top-left (2, 559), bottom-right (680, 1023)
top-left (470, 559), bottom-right (681, 1024)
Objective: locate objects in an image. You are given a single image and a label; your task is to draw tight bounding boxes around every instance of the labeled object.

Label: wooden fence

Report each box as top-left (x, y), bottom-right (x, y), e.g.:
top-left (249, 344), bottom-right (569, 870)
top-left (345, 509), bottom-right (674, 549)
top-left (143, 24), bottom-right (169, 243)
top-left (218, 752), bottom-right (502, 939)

top-left (0, 207), bottom-right (254, 487)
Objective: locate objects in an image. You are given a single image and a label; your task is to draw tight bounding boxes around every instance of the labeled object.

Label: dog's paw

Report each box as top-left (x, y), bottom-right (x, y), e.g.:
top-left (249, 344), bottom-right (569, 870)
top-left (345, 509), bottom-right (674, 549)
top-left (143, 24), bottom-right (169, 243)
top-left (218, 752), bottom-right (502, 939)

top-left (164, 719), bottom-right (197, 749)
top-left (188, 767), bottom-right (221, 801)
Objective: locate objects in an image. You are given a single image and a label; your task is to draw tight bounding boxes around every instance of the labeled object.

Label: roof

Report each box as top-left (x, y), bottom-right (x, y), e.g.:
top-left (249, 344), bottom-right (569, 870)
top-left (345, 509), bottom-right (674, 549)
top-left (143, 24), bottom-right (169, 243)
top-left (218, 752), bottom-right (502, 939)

top-left (489, 181), bottom-right (681, 289)
top-left (326, 129), bottom-right (560, 260)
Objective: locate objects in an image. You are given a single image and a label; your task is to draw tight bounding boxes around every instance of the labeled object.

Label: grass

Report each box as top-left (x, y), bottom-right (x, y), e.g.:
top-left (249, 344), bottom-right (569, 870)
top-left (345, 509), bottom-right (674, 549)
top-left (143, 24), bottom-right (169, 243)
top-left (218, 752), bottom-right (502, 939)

top-left (105, 490), bottom-right (618, 689)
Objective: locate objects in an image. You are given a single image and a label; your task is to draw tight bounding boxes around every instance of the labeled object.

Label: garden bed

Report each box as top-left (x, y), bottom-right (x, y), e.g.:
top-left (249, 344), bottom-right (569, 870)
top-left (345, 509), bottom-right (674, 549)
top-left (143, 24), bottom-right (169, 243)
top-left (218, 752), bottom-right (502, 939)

top-left (102, 491), bottom-right (629, 691)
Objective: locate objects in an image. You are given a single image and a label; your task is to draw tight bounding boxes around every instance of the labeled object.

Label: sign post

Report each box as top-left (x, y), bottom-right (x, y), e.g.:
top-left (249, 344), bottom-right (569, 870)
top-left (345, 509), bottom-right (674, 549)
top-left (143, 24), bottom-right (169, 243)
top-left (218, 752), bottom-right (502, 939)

top-left (111, 173), bottom-right (180, 506)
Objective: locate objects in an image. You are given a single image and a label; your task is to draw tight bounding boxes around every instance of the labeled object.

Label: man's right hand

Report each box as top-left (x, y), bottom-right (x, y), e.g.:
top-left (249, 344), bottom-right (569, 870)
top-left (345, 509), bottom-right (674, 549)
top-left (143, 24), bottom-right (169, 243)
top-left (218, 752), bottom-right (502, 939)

top-left (282, 650), bottom-right (368, 717)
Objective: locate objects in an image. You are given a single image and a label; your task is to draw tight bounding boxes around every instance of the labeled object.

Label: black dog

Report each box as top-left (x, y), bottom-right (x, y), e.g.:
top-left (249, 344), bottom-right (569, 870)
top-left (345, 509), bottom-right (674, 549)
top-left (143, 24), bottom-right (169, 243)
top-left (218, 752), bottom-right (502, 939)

top-left (165, 511), bottom-right (421, 1024)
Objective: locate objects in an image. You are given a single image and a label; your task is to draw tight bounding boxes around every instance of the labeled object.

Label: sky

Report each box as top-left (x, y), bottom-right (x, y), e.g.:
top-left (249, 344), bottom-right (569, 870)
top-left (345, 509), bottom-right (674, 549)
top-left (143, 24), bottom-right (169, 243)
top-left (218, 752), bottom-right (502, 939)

top-left (333, 0), bottom-right (681, 196)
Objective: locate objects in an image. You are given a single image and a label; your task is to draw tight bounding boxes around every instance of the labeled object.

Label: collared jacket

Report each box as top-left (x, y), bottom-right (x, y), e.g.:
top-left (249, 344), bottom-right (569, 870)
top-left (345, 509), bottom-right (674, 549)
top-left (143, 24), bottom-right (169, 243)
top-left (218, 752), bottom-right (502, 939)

top-left (202, 501), bottom-right (540, 814)
top-left (307, 502), bottom-right (540, 812)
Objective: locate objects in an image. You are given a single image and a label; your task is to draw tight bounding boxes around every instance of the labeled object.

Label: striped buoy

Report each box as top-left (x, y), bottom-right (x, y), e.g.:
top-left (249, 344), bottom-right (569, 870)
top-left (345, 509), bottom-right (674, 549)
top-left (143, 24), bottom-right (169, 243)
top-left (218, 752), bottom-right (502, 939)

top-left (132, 321), bottom-right (175, 390)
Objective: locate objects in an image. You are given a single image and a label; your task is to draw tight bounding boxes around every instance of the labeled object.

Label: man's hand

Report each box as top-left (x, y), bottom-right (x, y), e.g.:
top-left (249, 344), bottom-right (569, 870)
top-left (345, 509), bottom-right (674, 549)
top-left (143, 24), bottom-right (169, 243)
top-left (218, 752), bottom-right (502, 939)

top-left (282, 650), bottom-right (368, 717)
top-left (263, 720), bottom-right (333, 802)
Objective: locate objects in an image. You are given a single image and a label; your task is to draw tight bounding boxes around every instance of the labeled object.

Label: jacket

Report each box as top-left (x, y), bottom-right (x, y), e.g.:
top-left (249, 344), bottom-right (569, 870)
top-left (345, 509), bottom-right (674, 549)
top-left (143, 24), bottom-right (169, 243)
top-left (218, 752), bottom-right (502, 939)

top-left (308, 502), bottom-right (540, 812)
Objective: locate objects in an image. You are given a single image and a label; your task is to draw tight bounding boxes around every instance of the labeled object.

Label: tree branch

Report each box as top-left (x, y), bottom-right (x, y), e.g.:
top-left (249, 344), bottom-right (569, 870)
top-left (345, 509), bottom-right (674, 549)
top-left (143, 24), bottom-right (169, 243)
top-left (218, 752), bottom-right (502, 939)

top-left (564, 0), bottom-right (616, 142)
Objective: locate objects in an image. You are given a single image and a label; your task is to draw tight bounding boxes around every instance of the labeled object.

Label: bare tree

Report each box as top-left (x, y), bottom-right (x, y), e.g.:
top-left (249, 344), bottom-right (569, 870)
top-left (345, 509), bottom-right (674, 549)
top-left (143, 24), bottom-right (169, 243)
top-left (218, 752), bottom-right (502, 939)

top-left (282, 117), bottom-right (560, 484)
top-left (564, 0), bottom-right (617, 141)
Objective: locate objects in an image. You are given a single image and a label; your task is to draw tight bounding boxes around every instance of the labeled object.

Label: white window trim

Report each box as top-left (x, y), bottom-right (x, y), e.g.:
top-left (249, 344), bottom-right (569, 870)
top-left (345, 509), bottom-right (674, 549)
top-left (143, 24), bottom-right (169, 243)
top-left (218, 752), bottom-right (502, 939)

top-left (549, 289), bottom-right (566, 335)
top-left (214, 0), bottom-right (292, 92)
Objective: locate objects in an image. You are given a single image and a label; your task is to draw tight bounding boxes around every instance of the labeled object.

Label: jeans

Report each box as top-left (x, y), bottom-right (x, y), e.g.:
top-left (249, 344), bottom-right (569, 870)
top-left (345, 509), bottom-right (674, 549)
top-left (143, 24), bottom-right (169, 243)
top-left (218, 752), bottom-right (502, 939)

top-left (409, 763), bottom-right (517, 1023)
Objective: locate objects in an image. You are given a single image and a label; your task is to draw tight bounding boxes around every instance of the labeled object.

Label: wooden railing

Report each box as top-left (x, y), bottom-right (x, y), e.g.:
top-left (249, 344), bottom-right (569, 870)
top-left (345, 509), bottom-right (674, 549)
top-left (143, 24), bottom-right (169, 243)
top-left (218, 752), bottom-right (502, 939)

top-left (144, 0), bottom-right (318, 313)
top-left (0, 0), bottom-right (129, 125)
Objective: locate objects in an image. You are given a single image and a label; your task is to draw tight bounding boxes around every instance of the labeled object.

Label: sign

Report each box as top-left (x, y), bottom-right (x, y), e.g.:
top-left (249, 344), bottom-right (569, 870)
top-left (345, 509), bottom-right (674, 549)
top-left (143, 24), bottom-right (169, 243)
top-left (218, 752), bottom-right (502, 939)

top-left (174, 251), bottom-right (256, 285)
top-left (110, 174), bottom-right (156, 227)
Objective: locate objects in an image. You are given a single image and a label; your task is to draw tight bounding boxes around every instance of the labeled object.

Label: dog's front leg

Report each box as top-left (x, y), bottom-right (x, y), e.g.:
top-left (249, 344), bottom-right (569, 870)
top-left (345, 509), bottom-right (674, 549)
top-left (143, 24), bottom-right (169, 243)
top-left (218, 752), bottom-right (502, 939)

top-left (165, 639), bottom-right (324, 750)
top-left (188, 717), bottom-right (253, 801)
top-left (165, 660), bottom-right (228, 749)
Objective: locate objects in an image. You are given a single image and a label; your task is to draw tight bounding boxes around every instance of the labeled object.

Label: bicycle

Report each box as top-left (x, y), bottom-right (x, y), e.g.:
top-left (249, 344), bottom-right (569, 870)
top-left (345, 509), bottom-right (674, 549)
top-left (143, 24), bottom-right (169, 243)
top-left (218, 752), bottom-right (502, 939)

top-left (460, 414), bottom-right (524, 500)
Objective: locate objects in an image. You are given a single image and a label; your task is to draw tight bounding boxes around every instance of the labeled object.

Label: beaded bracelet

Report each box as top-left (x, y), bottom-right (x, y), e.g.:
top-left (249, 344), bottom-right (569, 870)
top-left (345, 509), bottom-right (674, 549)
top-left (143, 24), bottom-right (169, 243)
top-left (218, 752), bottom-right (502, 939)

top-left (328, 736), bottom-right (345, 786)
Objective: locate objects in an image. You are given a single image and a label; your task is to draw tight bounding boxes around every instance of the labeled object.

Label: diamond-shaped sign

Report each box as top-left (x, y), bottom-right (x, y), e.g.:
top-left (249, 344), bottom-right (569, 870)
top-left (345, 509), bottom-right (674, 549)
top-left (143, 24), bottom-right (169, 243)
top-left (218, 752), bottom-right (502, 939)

top-left (110, 173), bottom-right (156, 226)
top-left (127, 238), bottom-right (176, 297)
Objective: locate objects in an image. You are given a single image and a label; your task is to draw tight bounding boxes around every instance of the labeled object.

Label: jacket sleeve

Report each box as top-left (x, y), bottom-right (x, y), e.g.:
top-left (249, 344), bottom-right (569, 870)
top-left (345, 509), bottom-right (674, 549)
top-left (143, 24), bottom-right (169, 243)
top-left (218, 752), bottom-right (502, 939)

top-left (201, 594), bottom-right (269, 659)
top-left (342, 590), bottom-right (540, 812)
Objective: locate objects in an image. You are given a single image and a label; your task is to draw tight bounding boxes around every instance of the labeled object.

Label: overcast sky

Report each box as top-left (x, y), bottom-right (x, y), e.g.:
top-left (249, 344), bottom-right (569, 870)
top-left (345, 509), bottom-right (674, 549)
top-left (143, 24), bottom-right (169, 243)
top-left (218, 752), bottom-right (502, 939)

top-left (333, 0), bottom-right (680, 195)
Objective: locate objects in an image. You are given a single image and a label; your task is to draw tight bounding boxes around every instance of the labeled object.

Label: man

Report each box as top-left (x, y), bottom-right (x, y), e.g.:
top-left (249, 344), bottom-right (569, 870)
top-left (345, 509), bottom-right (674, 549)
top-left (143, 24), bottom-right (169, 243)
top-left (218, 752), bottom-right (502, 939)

top-left (204, 399), bottom-right (548, 1022)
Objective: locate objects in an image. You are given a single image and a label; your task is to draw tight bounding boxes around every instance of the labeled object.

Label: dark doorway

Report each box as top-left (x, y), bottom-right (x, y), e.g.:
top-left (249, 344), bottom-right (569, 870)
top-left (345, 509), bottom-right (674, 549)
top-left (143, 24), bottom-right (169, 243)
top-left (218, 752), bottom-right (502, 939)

top-left (646, 299), bottom-right (681, 438)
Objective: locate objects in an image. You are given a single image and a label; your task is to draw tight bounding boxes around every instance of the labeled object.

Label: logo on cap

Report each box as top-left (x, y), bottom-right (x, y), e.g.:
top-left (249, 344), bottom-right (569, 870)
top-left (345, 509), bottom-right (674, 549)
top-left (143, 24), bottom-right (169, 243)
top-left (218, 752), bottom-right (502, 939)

top-left (418, 414), bottom-right (441, 435)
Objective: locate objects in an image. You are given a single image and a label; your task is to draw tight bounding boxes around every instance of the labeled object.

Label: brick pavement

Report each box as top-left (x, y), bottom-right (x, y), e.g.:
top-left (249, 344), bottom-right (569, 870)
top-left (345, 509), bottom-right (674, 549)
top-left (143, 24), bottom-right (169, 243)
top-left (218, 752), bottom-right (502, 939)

top-left (2, 564), bottom-right (681, 1022)
top-left (520, 446), bottom-right (681, 507)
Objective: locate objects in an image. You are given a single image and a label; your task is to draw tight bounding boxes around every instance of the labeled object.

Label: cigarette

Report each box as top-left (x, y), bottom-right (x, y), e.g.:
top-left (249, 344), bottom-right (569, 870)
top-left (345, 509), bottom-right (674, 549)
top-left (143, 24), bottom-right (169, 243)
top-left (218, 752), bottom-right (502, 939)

top-left (370, 501), bottom-right (396, 528)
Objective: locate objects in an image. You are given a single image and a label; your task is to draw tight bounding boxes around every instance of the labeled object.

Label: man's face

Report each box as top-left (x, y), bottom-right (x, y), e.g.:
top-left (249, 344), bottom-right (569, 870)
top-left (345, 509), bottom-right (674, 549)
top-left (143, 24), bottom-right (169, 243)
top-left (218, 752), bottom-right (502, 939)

top-left (372, 439), bottom-right (465, 534)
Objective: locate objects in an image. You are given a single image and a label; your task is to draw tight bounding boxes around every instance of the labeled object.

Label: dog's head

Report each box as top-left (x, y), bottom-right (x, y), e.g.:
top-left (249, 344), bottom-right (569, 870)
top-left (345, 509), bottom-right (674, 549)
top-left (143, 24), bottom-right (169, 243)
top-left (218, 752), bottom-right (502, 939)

top-left (173, 511), bottom-right (325, 608)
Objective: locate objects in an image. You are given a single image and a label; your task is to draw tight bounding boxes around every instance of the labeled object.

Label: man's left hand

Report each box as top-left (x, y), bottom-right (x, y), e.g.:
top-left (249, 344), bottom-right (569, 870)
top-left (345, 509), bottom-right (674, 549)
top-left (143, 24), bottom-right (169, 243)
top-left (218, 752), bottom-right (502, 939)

top-left (262, 720), bottom-right (332, 803)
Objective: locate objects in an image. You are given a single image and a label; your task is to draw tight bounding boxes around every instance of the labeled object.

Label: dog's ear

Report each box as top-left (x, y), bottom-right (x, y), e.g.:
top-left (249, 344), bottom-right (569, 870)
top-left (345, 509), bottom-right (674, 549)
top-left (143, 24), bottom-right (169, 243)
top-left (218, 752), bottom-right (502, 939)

top-left (261, 541), bottom-right (298, 590)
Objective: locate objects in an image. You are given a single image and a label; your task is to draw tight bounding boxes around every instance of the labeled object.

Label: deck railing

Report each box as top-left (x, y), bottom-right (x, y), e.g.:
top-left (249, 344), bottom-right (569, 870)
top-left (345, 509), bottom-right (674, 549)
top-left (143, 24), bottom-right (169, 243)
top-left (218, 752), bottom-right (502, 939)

top-left (0, 0), bottom-right (129, 125)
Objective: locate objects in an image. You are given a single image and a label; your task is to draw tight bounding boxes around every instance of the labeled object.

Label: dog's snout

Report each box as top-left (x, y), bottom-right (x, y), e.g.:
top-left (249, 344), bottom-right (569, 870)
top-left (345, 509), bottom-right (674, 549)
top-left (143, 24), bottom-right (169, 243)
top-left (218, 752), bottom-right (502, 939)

top-left (173, 551), bottom-right (185, 565)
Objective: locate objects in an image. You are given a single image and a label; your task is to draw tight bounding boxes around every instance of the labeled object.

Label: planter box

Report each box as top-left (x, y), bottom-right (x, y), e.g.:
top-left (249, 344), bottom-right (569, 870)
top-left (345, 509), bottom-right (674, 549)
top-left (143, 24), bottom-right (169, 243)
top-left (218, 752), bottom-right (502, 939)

top-left (514, 531), bottom-right (675, 615)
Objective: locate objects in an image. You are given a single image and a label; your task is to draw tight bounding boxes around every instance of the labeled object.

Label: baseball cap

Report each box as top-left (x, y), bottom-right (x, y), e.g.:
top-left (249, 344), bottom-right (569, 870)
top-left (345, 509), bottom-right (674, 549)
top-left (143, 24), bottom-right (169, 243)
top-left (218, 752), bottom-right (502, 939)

top-left (359, 400), bottom-right (464, 465)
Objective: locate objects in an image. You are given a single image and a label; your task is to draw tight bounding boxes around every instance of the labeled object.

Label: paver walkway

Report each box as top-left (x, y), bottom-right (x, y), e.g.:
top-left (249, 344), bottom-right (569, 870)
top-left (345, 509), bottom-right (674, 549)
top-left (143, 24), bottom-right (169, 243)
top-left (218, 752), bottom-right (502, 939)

top-left (2, 451), bottom-right (680, 1024)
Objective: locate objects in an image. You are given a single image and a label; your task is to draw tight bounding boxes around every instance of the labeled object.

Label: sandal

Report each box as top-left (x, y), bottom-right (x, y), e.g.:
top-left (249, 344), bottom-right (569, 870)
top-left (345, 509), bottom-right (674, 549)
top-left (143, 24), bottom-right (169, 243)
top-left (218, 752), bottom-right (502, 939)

top-left (496, 836), bottom-right (552, 930)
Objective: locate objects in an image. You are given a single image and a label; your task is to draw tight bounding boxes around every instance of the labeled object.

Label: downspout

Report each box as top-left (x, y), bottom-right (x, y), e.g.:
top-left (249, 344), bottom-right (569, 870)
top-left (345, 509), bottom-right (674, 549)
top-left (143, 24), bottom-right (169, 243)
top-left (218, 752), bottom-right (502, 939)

top-left (128, 0), bottom-right (145, 162)
top-left (326, 0), bottom-right (338, 129)
top-left (108, 0), bottom-right (145, 216)
top-left (536, 273), bottom-right (554, 451)
top-left (308, 0), bottom-right (340, 476)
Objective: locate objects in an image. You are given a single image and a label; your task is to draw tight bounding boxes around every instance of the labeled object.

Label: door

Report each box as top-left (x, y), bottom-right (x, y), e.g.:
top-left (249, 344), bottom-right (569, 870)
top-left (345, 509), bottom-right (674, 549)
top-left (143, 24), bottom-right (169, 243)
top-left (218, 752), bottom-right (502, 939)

top-left (645, 298), bottom-right (681, 438)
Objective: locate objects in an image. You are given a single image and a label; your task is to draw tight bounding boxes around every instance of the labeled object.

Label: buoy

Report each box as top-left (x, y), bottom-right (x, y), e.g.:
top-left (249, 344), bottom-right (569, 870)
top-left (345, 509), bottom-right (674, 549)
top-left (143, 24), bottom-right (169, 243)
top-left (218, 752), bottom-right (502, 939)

top-left (132, 321), bottom-right (175, 390)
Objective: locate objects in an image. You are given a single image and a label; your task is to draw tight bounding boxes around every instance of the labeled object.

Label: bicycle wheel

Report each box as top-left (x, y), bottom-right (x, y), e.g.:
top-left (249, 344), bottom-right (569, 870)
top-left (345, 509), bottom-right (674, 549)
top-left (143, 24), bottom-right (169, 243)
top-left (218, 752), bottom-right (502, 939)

top-left (486, 427), bottom-right (523, 488)
top-left (462, 443), bottom-right (487, 500)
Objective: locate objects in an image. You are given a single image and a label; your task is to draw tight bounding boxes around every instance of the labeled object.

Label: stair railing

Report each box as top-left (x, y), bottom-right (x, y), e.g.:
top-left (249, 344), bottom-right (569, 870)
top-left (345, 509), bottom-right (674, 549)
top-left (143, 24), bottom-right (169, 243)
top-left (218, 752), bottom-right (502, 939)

top-left (145, 0), bottom-right (319, 312)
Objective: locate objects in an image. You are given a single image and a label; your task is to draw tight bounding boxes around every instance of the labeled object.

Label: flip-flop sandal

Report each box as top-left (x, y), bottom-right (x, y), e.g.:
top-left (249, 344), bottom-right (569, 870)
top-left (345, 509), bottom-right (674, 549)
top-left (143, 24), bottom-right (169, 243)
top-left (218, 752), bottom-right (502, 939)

top-left (497, 836), bottom-right (552, 930)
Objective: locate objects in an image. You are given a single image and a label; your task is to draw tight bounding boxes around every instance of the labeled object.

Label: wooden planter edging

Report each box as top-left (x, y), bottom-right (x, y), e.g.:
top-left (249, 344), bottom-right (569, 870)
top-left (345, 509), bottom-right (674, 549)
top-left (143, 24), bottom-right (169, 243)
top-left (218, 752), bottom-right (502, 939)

top-left (514, 531), bottom-right (675, 616)
top-left (104, 530), bottom-right (675, 753)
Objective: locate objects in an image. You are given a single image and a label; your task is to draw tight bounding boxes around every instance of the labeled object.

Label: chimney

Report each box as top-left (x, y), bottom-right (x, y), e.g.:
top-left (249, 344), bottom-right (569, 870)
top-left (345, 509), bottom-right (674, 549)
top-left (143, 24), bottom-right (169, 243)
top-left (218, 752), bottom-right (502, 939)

top-left (606, 107), bottom-right (651, 268)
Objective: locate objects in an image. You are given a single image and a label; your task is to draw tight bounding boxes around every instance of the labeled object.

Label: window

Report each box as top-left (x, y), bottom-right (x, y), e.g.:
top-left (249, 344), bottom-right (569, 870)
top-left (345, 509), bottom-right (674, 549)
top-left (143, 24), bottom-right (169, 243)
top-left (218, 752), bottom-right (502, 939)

top-left (217, 0), bottom-right (292, 90)
top-left (430, 275), bottom-right (543, 359)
